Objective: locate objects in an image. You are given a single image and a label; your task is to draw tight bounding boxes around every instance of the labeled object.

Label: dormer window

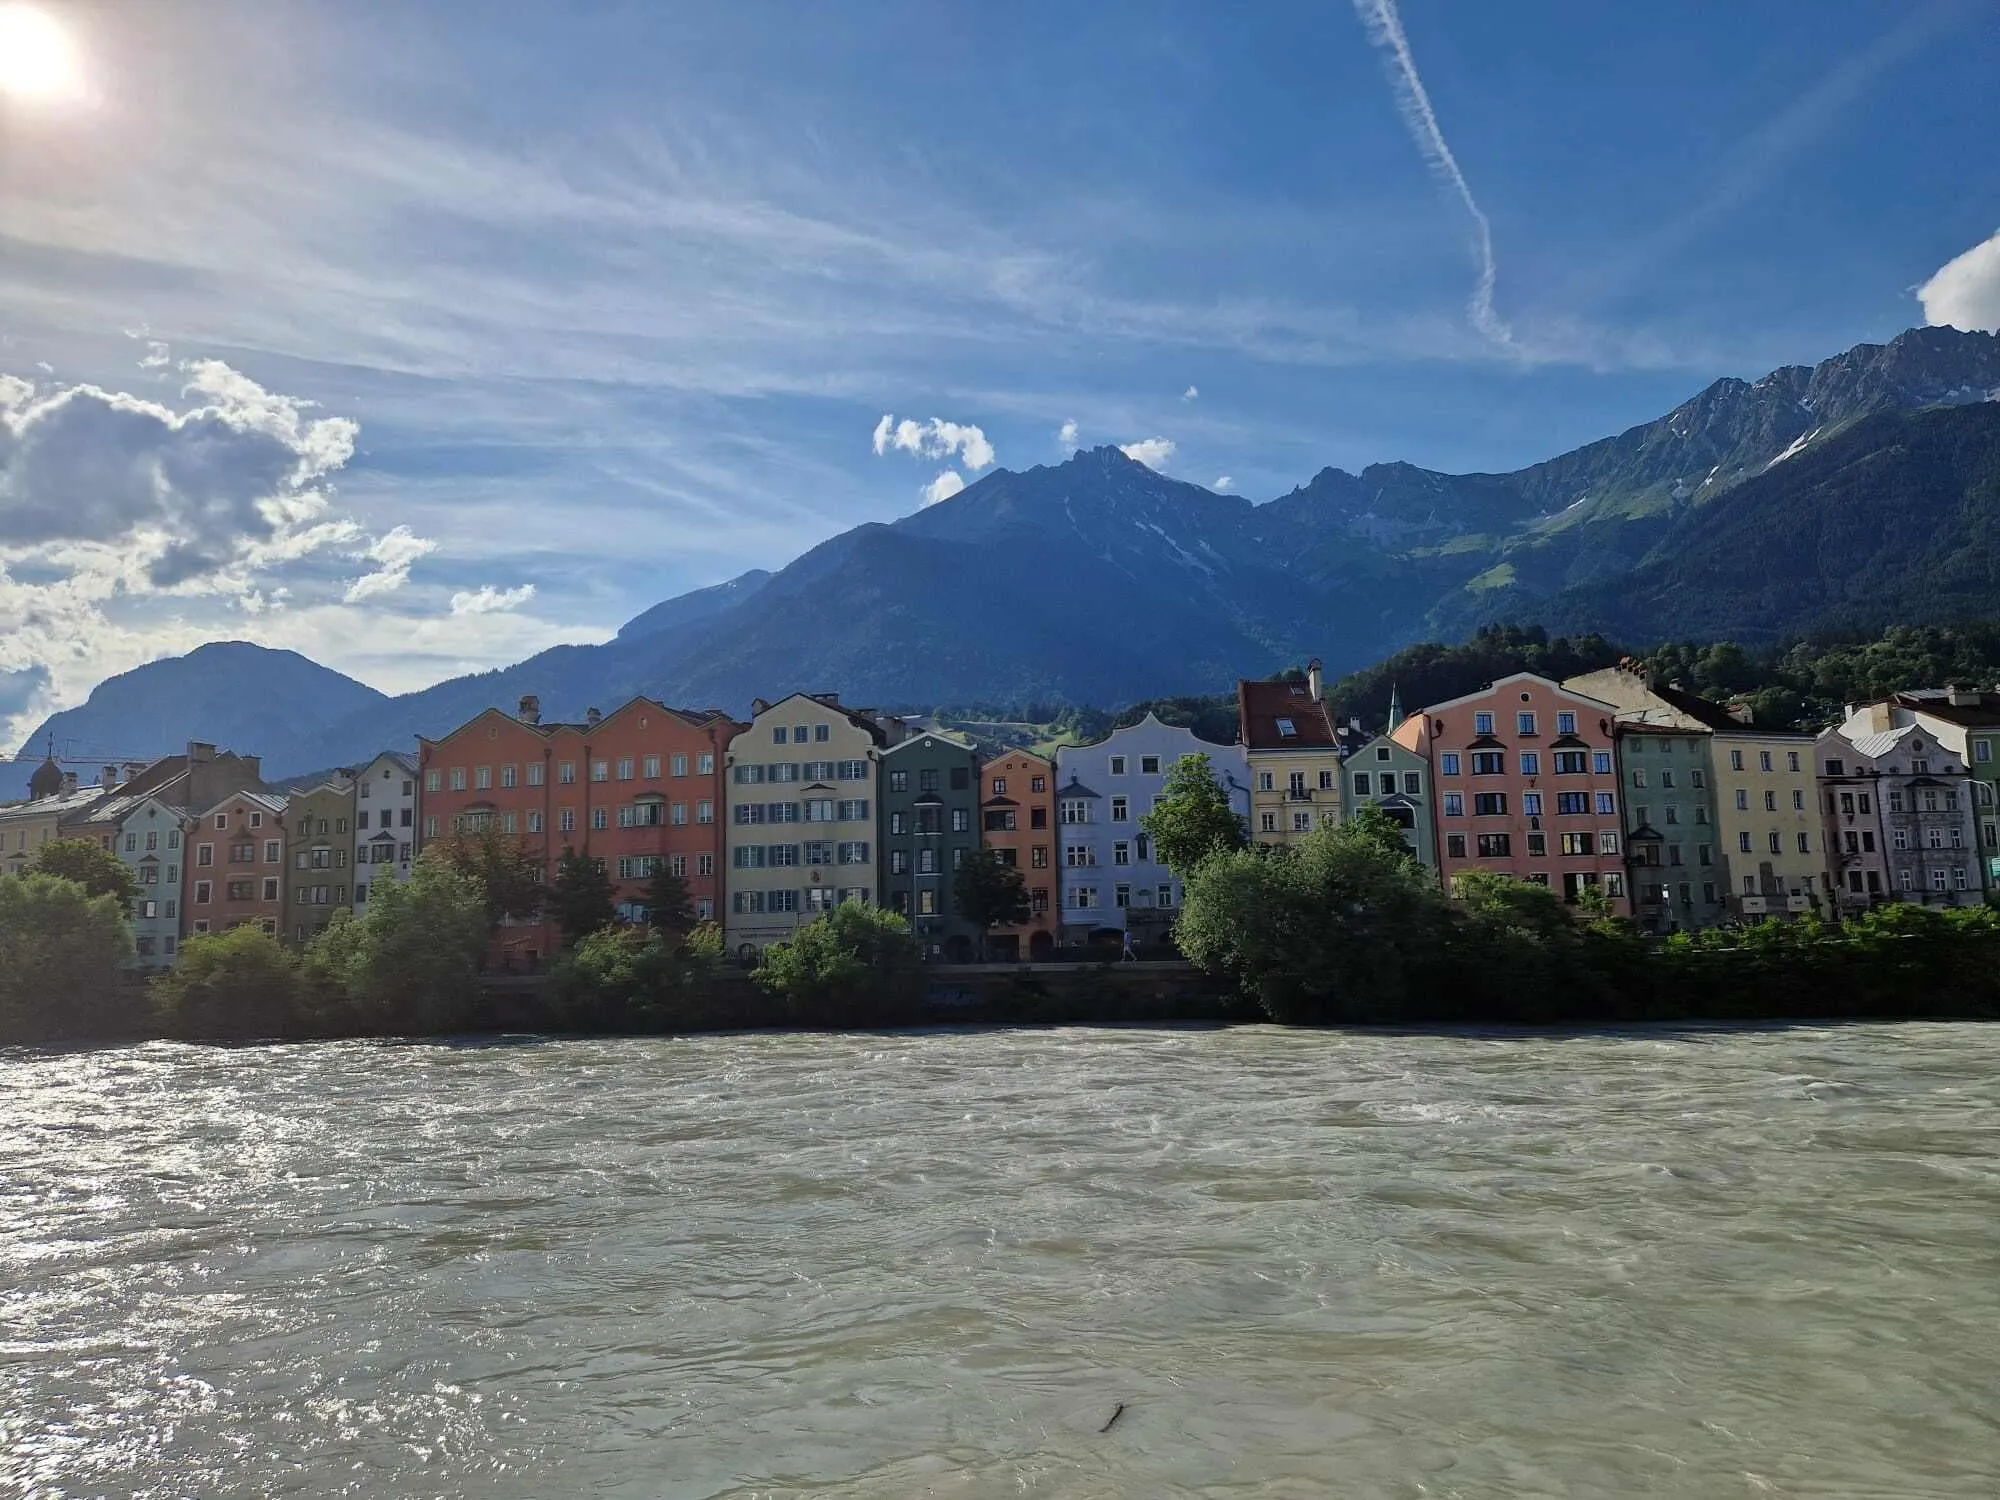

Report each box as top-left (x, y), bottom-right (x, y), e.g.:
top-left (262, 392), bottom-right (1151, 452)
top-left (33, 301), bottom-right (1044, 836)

top-left (1275, 718), bottom-right (1297, 738)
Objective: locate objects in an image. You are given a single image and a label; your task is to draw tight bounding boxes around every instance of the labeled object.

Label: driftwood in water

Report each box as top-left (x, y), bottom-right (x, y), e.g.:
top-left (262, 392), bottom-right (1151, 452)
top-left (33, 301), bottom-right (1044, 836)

top-left (1099, 1402), bottom-right (1126, 1434)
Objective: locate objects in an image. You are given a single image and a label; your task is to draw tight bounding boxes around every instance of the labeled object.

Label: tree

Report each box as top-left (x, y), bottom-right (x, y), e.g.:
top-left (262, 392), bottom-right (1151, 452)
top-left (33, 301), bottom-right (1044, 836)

top-left (153, 925), bottom-right (309, 1040)
top-left (1140, 752), bottom-right (1248, 877)
top-left (953, 849), bottom-right (1030, 959)
top-left (429, 826), bottom-right (543, 932)
top-left (0, 873), bottom-right (137, 1042)
top-left (545, 921), bottom-right (720, 1031)
top-left (28, 838), bottom-right (139, 916)
top-left (754, 901), bottom-right (923, 1020)
top-left (641, 863), bottom-right (696, 941)
top-left (303, 853), bottom-right (488, 1034)
top-left (548, 846), bottom-right (617, 946)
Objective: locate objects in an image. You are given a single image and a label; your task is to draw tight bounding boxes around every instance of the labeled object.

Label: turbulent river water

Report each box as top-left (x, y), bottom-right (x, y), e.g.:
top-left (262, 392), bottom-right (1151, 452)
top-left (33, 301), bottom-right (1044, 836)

top-left (4, 1025), bottom-right (1998, 1498)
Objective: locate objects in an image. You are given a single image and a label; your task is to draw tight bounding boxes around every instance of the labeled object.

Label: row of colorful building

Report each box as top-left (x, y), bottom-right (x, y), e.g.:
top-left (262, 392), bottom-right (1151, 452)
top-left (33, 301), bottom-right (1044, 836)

top-left (9, 663), bottom-right (2000, 970)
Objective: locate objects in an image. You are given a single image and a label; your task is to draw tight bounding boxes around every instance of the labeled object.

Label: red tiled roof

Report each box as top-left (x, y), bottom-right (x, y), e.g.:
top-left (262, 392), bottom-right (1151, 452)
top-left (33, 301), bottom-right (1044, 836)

top-left (1236, 679), bottom-right (1338, 751)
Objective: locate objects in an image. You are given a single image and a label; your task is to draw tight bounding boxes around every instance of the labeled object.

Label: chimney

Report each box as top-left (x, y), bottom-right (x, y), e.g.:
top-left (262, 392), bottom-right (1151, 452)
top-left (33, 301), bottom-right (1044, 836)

top-left (100, 765), bottom-right (118, 788)
top-left (1349, 716), bottom-right (1361, 733)
top-left (1307, 657), bottom-right (1324, 703)
top-left (187, 741), bottom-right (215, 764)
top-left (519, 694), bottom-right (542, 725)
top-left (585, 707), bottom-right (601, 727)
top-left (751, 697), bottom-right (770, 716)
top-left (1947, 683), bottom-right (1978, 707)
top-left (61, 771), bottom-right (78, 794)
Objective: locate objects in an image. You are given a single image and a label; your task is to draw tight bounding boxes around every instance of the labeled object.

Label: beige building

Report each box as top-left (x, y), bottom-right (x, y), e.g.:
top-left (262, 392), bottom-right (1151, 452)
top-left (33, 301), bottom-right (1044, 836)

top-left (1237, 662), bottom-right (1342, 846)
top-left (723, 693), bottom-right (902, 959)
top-left (286, 775), bottom-right (357, 944)
top-left (1569, 664), bottom-right (1821, 920)
top-left (1, 759), bottom-right (108, 876)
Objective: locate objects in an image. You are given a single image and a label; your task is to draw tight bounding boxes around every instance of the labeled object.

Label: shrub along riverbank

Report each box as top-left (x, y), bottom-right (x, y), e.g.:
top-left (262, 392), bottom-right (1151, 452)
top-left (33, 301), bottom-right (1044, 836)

top-left (3, 820), bottom-right (1999, 1048)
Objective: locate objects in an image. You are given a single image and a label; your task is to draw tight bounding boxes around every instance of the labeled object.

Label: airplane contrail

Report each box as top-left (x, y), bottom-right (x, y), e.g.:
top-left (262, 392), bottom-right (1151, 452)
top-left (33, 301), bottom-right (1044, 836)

top-left (1352, 0), bottom-right (1512, 345)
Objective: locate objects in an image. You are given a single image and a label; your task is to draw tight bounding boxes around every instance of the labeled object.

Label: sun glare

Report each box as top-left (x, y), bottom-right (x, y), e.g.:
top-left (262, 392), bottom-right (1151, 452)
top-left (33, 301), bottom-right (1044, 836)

top-left (0, 3), bottom-right (83, 103)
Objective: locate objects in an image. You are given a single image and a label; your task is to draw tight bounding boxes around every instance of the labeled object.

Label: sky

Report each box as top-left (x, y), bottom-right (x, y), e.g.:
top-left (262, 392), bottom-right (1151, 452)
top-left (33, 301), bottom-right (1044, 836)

top-left (2, 0), bottom-right (1999, 749)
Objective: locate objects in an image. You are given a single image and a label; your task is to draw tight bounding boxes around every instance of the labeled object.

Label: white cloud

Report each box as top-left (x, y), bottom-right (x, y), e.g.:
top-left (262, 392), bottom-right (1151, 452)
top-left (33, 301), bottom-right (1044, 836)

top-left (870, 413), bottom-right (996, 471)
top-left (1182, 384), bottom-right (1199, 401)
top-left (1120, 437), bottom-right (1176, 470)
top-left (0, 359), bottom-right (360, 586)
top-left (1214, 475), bottom-right (1234, 491)
top-left (1919, 230), bottom-right (2000, 333)
top-left (343, 525), bottom-right (437, 602)
top-left (139, 341), bottom-right (171, 369)
top-left (449, 582), bottom-right (538, 615)
top-left (1057, 418), bottom-right (1080, 453)
top-left (1351, 0), bottom-right (1511, 346)
top-left (921, 469), bottom-right (966, 505)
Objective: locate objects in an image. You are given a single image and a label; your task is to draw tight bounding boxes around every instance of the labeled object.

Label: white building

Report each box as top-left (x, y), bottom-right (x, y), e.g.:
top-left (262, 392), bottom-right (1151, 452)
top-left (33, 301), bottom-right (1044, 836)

top-left (352, 751), bottom-right (419, 909)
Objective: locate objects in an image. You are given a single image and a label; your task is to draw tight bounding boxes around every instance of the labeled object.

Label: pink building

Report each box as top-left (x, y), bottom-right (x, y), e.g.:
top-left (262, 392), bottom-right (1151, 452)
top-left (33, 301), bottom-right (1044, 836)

top-left (1394, 673), bottom-right (1631, 911)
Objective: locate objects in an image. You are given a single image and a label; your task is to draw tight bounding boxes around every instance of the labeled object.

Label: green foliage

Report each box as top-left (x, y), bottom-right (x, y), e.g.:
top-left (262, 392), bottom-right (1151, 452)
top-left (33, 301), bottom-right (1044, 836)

top-left (1324, 624), bottom-right (1623, 734)
top-left (753, 902), bottom-right (923, 1020)
top-left (153, 925), bottom-right (309, 1040)
top-left (1176, 820), bottom-right (1455, 1023)
top-left (642, 863), bottom-right (696, 939)
top-left (1140, 752), bottom-right (1248, 877)
top-left (302, 853), bottom-right (488, 1034)
top-left (548, 846), bottom-right (617, 947)
top-left (29, 838), bottom-right (140, 917)
top-left (544, 923), bottom-right (721, 1030)
top-left (429, 826), bottom-right (544, 931)
top-left (0, 873), bottom-right (138, 1042)
top-left (953, 849), bottom-right (1030, 955)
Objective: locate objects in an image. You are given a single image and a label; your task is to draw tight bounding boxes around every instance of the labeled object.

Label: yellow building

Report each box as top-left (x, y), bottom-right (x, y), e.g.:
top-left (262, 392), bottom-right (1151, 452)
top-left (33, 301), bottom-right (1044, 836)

top-left (723, 692), bottom-right (902, 960)
top-left (1236, 661), bottom-right (1344, 846)
top-left (0, 758), bottom-right (109, 874)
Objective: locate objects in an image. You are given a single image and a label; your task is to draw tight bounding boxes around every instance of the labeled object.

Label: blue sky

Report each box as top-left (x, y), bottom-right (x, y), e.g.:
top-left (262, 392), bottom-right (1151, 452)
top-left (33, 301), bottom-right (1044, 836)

top-left (2, 0), bottom-right (1998, 743)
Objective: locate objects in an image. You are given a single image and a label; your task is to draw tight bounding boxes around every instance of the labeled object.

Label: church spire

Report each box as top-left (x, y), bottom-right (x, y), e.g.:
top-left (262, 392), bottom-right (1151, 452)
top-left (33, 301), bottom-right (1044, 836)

top-left (1387, 683), bottom-right (1403, 734)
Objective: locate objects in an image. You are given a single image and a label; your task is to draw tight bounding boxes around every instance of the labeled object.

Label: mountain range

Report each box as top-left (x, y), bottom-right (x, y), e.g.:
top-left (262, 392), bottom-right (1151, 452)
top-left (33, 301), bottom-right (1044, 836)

top-left (15, 324), bottom-right (2000, 790)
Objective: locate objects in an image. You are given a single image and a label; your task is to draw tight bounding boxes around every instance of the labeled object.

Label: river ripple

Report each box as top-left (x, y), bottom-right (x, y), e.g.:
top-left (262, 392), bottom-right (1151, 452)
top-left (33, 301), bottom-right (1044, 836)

top-left (3, 1024), bottom-right (1998, 1497)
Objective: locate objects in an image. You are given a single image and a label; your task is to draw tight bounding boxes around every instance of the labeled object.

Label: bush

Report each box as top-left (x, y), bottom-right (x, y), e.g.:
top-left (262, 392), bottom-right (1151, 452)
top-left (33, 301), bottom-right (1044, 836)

top-left (754, 903), bottom-right (923, 1022)
top-left (302, 854), bottom-right (488, 1034)
top-left (544, 921), bottom-right (723, 1030)
top-left (0, 873), bottom-right (140, 1042)
top-left (153, 926), bottom-right (310, 1040)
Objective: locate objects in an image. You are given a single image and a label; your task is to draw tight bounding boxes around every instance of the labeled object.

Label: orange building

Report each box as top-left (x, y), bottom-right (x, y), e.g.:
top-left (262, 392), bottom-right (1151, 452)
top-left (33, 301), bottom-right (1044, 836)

top-left (418, 695), bottom-right (739, 967)
top-left (184, 790), bottom-right (289, 938)
top-left (978, 749), bottom-right (1059, 960)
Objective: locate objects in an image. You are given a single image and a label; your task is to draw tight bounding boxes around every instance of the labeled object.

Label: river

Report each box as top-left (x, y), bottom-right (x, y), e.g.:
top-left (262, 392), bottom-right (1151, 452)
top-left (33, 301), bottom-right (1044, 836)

top-left (3, 1024), bottom-right (1997, 1497)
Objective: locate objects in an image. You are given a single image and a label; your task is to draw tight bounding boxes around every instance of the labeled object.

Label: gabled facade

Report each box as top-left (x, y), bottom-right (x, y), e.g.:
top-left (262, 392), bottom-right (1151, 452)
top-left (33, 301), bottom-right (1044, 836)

top-left (418, 694), bottom-right (738, 966)
top-left (0, 770), bottom-right (107, 877)
top-left (1818, 723), bottom-right (1981, 908)
top-left (1238, 664), bottom-right (1342, 845)
top-left (1852, 691), bottom-right (2000, 892)
top-left (353, 751), bottom-right (418, 911)
top-left (1344, 732), bottom-right (1435, 869)
top-left (1396, 673), bottom-right (1629, 911)
top-left (878, 732), bottom-right (983, 960)
top-left (979, 749), bottom-right (1059, 960)
top-left (286, 777), bottom-right (356, 944)
top-left (724, 692), bottom-right (899, 959)
top-left (185, 790), bottom-right (288, 938)
top-left (1053, 713), bottom-right (1251, 942)
top-left (1615, 725), bottom-right (1725, 933)
top-left (64, 790), bottom-right (191, 968)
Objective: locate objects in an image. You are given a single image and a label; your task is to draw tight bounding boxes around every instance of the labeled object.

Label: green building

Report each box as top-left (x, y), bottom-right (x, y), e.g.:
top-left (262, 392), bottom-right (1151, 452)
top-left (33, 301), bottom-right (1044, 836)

top-left (878, 732), bottom-right (983, 961)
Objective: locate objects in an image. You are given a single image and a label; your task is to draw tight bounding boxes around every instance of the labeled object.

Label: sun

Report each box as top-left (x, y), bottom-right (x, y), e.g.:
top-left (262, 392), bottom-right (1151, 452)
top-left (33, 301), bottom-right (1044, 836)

top-left (0, 3), bottom-right (84, 103)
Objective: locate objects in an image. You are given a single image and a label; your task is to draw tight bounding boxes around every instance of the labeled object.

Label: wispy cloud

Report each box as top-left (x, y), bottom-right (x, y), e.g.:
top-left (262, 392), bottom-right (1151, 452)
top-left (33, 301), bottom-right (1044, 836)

top-left (871, 414), bottom-right (996, 471)
top-left (1214, 475), bottom-right (1234, 491)
top-left (1351, 0), bottom-right (1511, 346)
top-left (1182, 384), bottom-right (1199, 401)
top-left (1120, 437), bottom-right (1176, 470)
top-left (343, 525), bottom-right (436, 602)
top-left (1918, 229), bottom-right (2000, 333)
top-left (1057, 418), bottom-right (1080, 453)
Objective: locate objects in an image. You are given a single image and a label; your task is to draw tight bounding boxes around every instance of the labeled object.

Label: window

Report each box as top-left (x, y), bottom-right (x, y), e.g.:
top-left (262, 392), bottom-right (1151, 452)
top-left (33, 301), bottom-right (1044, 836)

top-left (559, 809), bottom-right (576, 833)
top-left (1825, 759), bottom-right (1845, 777)
top-left (475, 766), bottom-right (492, 790)
top-left (1069, 886), bottom-right (1100, 911)
top-left (1979, 741), bottom-right (1994, 764)
top-left (1256, 771), bottom-right (1275, 793)
top-left (1404, 773), bottom-right (1422, 795)
top-left (1691, 770), bottom-right (1705, 789)
top-left (1320, 770), bottom-right (1336, 791)
top-left (1439, 753), bottom-right (1461, 777)
top-left (1523, 792), bottom-right (1543, 817)
top-left (888, 770), bottom-right (909, 793)
top-left (1474, 711), bottom-right (1495, 735)
top-left (1698, 844), bottom-right (1712, 866)
top-left (1517, 712), bottom-right (1537, 736)
top-left (951, 808), bottom-right (970, 833)
top-left (1353, 773), bottom-right (1372, 797)
top-left (1260, 812), bottom-right (1277, 832)
top-left (1526, 832), bottom-right (1547, 856)
top-left (1059, 799), bottom-right (1093, 825)
top-left (1065, 843), bottom-right (1096, 867)
top-left (985, 809), bottom-right (1018, 832)
top-left (838, 841), bottom-right (870, 864)
top-left (1555, 791), bottom-right (1588, 815)
top-left (1554, 751), bottom-right (1589, 775)
top-left (1031, 846), bottom-right (1049, 868)
top-left (590, 761), bottom-right (609, 783)
top-left (1445, 834), bottom-right (1467, 858)
top-left (590, 808), bottom-right (608, 831)
top-left (1473, 792), bottom-right (1508, 816)
top-left (447, 768), bottom-right (466, 793)
top-left (1470, 751), bottom-right (1504, 776)
top-left (1559, 832), bottom-right (1590, 856)
top-left (1955, 867), bottom-right (1970, 891)
top-left (1739, 831), bottom-right (1755, 854)
top-left (425, 769), bottom-right (441, 793)
top-left (1442, 792), bottom-right (1464, 817)
top-left (1275, 718), bottom-right (1297, 738)
top-left (1109, 756), bottom-right (1127, 776)
top-left (558, 761), bottom-right (576, 785)
top-left (1762, 790), bottom-right (1776, 812)
top-left (1110, 795), bottom-right (1129, 822)
top-left (1519, 752), bottom-right (1540, 776)
top-left (194, 880), bottom-right (212, 904)
top-left (1631, 768), bottom-right (1647, 789)
top-left (214, 813), bottom-right (229, 830)
top-left (1595, 792), bottom-right (1616, 816)
top-left (814, 725), bottom-right (830, 743)
top-left (1889, 790), bottom-right (1905, 813)
top-left (1475, 832), bottom-right (1512, 859)
top-left (1140, 756), bottom-right (1161, 775)
top-left (1931, 869), bottom-right (1948, 892)
top-left (1757, 751), bottom-right (1773, 773)
top-left (1031, 776), bottom-right (1046, 793)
